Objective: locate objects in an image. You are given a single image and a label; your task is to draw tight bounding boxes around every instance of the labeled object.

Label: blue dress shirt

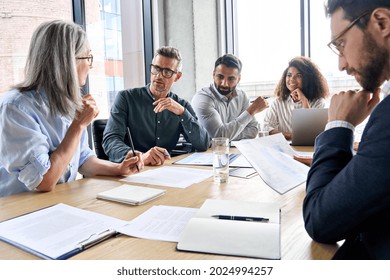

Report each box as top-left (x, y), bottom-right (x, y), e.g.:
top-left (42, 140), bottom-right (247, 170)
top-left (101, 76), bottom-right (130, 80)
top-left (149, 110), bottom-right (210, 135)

top-left (0, 89), bottom-right (95, 197)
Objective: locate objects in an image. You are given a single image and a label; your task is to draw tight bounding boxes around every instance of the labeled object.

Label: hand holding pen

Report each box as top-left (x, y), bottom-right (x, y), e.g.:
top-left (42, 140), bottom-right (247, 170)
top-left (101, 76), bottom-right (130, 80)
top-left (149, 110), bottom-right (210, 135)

top-left (120, 150), bottom-right (143, 175)
top-left (143, 146), bottom-right (170, 166)
top-left (125, 127), bottom-right (141, 172)
top-left (248, 96), bottom-right (269, 115)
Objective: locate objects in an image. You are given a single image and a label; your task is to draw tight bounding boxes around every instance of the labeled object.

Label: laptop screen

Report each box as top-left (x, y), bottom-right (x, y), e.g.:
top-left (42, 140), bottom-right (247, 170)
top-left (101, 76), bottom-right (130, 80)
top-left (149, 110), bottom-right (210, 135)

top-left (291, 108), bottom-right (328, 146)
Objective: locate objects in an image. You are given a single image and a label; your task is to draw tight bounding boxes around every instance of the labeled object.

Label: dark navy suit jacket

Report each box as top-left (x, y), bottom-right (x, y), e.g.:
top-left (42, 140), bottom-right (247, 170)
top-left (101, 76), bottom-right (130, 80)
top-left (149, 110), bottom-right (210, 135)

top-left (303, 94), bottom-right (390, 259)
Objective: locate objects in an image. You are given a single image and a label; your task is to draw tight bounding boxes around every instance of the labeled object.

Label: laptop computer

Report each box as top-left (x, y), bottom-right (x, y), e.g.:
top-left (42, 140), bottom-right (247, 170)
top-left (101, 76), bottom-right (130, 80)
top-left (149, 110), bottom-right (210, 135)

top-left (291, 108), bottom-right (328, 146)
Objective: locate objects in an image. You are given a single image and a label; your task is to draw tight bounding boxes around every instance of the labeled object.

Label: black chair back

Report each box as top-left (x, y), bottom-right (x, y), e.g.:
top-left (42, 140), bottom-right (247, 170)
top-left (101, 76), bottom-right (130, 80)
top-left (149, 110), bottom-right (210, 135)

top-left (92, 119), bottom-right (109, 160)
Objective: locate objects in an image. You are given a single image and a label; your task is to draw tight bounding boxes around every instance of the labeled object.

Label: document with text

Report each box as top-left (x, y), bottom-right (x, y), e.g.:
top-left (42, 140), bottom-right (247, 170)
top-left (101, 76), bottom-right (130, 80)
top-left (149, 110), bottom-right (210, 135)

top-left (118, 205), bottom-right (198, 242)
top-left (233, 135), bottom-right (309, 194)
top-left (120, 166), bottom-right (213, 188)
top-left (0, 203), bottom-right (128, 259)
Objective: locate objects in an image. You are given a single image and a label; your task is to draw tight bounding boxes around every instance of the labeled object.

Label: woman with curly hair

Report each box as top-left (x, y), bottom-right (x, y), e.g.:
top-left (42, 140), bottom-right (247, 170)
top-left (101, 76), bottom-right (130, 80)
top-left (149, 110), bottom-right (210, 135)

top-left (264, 56), bottom-right (329, 140)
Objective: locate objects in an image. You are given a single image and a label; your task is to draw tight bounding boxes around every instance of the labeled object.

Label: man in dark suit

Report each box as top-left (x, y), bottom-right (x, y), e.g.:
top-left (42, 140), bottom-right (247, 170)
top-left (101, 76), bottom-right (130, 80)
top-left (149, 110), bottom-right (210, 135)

top-left (303, 0), bottom-right (390, 259)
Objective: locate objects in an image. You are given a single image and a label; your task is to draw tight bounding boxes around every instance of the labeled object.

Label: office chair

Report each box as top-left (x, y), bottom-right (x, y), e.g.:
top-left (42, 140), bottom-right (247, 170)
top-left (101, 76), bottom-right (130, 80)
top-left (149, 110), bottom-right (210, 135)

top-left (91, 119), bottom-right (109, 160)
top-left (91, 118), bottom-right (192, 160)
top-left (171, 134), bottom-right (193, 157)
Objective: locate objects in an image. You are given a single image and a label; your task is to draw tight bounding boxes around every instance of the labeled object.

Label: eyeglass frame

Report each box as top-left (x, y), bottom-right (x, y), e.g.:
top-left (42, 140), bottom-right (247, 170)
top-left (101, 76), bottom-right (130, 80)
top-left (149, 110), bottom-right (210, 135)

top-left (150, 64), bottom-right (178, 78)
top-left (327, 10), bottom-right (371, 57)
top-left (76, 54), bottom-right (94, 66)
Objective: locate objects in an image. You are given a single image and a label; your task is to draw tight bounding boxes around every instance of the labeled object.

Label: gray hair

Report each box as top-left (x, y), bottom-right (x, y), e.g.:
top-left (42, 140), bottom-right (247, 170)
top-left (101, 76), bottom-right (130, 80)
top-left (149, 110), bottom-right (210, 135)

top-left (15, 20), bottom-right (89, 117)
top-left (153, 46), bottom-right (183, 72)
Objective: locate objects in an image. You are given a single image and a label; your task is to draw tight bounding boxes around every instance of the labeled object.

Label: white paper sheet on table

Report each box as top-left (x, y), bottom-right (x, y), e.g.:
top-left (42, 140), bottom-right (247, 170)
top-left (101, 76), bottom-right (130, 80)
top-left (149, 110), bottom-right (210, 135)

top-left (120, 166), bottom-right (213, 188)
top-left (118, 205), bottom-right (198, 242)
top-left (233, 134), bottom-right (309, 194)
top-left (173, 153), bottom-right (252, 168)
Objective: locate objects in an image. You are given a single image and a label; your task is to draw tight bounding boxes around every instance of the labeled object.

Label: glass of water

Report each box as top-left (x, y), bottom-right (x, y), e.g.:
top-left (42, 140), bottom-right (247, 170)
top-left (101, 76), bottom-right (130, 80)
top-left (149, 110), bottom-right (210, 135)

top-left (212, 137), bottom-right (229, 183)
top-left (258, 121), bottom-right (269, 137)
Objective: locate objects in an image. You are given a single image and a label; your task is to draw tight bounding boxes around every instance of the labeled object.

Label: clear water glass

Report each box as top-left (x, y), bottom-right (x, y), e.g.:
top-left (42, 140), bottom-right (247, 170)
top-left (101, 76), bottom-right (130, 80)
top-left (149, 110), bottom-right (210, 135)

top-left (212, 137), bottom-right (229, 183)
top-left (258, 121), bottom-right (269, 138)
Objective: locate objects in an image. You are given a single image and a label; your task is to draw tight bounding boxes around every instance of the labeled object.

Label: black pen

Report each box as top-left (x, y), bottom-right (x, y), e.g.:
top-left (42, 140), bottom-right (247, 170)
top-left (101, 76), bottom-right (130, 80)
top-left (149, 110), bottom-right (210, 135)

top-left (212, 215), bottom-right (269, 222)
top-left (126, 127), bottom-right (139, 172)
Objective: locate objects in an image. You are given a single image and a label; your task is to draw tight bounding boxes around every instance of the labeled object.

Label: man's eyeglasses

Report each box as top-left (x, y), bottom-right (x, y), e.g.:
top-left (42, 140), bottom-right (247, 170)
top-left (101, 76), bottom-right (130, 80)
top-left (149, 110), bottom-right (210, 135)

top-left (327, 11), bottom-right (371, 57)
top-left (150, 64), bottom-right (178, 78)
top-left (77, 54), bottom-right (94, 66)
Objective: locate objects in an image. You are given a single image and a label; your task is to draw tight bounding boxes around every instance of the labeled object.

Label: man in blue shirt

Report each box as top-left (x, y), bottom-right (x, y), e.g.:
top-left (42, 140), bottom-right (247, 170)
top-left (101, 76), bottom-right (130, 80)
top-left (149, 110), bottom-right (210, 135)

top-left (103, 46), bottom-right (209, 166)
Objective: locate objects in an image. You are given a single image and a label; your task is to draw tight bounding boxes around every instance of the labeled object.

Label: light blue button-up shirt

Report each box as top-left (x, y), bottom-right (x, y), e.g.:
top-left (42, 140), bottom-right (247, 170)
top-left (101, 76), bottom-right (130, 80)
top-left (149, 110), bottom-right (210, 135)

top-left (191, 84), bottom-right (258, 141)
top-left (0, 89), bottom-right (95, 197)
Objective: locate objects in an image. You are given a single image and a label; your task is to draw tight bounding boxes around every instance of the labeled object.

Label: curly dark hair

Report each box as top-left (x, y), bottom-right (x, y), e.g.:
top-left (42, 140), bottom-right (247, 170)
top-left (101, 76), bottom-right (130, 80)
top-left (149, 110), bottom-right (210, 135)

top-left (274, 56), bottom-right (329, 102)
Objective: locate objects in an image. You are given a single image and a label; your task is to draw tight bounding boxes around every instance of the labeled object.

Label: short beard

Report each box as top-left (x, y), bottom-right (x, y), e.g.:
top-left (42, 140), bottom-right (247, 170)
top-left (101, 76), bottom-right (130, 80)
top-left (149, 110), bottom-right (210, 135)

top-left (358, 32), bottom-right (388, 91)
top-left (215, 84), bottom-right (236, 96)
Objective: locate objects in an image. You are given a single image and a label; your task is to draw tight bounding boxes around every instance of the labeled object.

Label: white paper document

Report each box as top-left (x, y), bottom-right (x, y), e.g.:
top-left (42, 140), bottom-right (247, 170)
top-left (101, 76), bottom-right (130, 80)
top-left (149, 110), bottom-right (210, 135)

top-left (234, 133), bottom-right (296, 156)
top-left (0, 203), bottom-right (128, 259)
top-left (173, 153), bottom-right (252, 168)
top-left (120, 166), bottom-right (213, 188)
top-left (118, 205), bottom-right (198, 242)
top-left (233, 135), bottom-right (309, 194)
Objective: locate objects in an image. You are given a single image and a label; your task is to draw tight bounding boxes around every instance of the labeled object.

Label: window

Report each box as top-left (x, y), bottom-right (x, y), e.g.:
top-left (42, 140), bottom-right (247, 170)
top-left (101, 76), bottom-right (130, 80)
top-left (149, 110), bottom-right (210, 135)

top-left (0, 1), bottom-right (72, 95)
top-left (235, 0), bottom-right (301, 98)
top-left (85, 0), bottom-right (145, 118)
top-left (309, 0), bottom-right (359, 94)
top-left (234, 0), bottom-right (360, 99)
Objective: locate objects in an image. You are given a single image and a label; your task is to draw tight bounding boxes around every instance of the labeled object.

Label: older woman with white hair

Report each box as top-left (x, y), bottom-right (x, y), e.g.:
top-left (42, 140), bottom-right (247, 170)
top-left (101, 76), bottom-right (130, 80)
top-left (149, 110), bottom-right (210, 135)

top-left (0, 20), bottom-right (143, 197)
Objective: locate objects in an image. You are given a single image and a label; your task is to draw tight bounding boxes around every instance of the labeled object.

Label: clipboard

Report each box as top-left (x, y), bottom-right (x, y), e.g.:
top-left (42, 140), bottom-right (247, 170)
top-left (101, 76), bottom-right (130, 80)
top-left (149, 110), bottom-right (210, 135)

top-left (0, 203), bottom-right (127, 259)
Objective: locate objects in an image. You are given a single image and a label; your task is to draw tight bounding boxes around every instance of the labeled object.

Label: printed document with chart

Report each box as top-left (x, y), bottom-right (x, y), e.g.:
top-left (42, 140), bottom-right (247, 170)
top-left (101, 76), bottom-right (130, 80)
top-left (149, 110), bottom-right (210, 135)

top-left (233, 134), bottom-right (309, 194)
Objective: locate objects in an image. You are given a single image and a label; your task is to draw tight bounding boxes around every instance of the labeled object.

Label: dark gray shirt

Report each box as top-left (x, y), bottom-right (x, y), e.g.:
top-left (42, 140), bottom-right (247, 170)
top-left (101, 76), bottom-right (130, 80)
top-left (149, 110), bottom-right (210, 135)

top-left (103, 85), bottom-right (210, 162)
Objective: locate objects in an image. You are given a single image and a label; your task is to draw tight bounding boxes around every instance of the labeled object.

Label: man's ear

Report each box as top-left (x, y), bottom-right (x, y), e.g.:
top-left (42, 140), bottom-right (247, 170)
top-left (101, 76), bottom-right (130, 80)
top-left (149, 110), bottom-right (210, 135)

top-left (174, 71), bottom-right (182, 82)
top-left (371, 8), bottom-right (390, 37)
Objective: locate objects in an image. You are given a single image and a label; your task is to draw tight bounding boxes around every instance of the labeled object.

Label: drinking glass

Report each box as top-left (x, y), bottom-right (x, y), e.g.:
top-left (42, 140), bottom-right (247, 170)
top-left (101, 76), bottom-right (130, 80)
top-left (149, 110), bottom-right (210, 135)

top-left (212, 137), bottom-right (229, 183)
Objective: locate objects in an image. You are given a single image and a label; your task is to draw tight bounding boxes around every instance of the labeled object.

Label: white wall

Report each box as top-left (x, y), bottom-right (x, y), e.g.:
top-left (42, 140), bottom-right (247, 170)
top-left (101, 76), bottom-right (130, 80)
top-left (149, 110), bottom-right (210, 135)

top-left (157, 0), bottom-right (220, 101)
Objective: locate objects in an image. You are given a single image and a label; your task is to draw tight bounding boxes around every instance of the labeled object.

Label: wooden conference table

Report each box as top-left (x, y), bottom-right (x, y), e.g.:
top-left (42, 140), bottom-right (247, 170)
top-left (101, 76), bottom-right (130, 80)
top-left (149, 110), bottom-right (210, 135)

top-left (0, 148), bottom-right (339, 260)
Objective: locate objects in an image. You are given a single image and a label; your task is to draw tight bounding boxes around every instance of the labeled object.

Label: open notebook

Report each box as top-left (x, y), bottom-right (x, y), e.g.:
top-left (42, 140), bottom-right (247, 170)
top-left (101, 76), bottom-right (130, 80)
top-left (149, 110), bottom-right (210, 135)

top-left (177, 199), bottom-right (281, 259)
